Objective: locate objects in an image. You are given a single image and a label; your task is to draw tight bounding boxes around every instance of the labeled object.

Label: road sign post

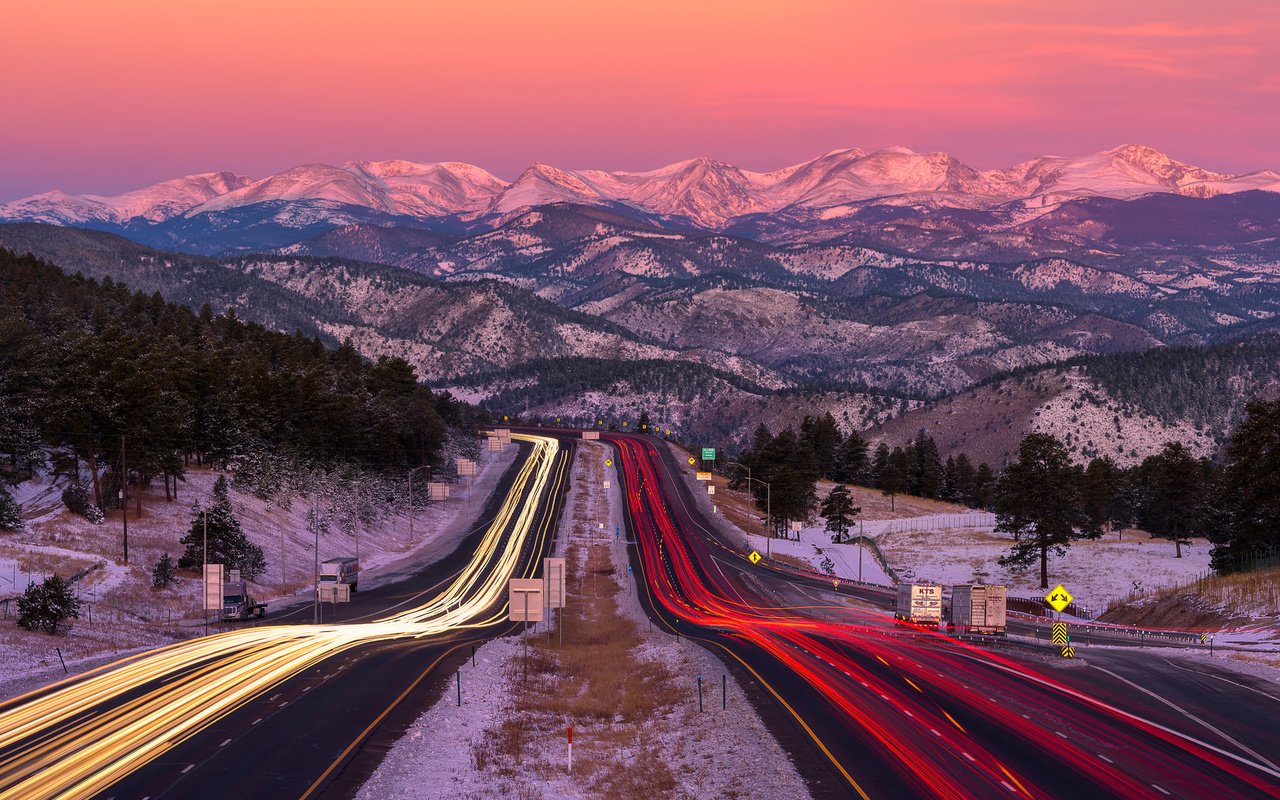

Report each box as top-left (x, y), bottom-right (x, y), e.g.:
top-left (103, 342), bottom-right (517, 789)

top-left (701, 448), bottom-right (716, 461)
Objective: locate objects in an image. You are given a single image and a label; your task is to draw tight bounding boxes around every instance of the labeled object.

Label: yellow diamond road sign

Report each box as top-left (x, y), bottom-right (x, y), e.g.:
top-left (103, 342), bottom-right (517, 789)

top-left (1045, 584), bottom-right (1074, 613)
top-left (748, 550), bottom-right (762, 565)
top-left (605, 458), bottom-right (613, 467)
top-left (688, 457), bottom-right (696, 465)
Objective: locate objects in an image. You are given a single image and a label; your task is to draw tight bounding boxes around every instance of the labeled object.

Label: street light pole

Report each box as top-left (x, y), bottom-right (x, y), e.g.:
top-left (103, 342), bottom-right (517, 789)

top-left (727, 460), bottom-right (772, 559)
top-left (408, 465), bottom-right (431, 546)
top-left (313, 493), bottom-right (319, 625)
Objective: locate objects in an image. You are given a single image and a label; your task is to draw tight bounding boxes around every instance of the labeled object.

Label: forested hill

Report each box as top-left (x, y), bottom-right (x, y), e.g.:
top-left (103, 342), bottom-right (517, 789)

top-left (0, 247), bottom-right (481, 509)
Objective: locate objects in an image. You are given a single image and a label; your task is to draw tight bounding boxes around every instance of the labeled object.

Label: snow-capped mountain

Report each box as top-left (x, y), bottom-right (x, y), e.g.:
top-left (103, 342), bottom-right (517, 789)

top-left (5, 145), bottom-right (1276, 234)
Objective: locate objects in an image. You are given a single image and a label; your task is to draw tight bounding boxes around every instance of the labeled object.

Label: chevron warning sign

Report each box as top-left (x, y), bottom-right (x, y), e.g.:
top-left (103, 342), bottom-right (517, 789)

top-left (1061, 645), bottom-right (1076, 658)
top-left (1051, 622), bottom-right (1068, 645)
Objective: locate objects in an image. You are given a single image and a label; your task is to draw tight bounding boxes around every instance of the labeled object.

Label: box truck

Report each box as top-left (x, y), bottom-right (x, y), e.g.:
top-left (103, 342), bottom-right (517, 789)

top-left (950, 584), bottom-right (1007, 635)
top-left (320, 557), bottom-right (360, 593)
top-left (895, 582), bottom-right (942, 626)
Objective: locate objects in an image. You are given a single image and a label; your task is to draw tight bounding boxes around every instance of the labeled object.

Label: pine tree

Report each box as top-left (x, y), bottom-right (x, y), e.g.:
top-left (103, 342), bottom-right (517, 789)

top-left (16, 574), bottom-right (82, 634)
top-left (871, 442), bottom-right (891, 489)
top-left (940, 456), bottom-right (960, 502)
top-left (1133, 443), bottom-right (1206, 558)
top-left (0, 486), bottom-right (22, 531)
top-left (1213, 400), bottom-right (1280, 570)
top-left (61, 480), bottom-right (105, 524)
top-left (821, 484), bottom-right (861, 543)
top-left (972, 463), bottom-right (996, 509)
top-left (994, 434), bottom-right (1101, 589)
top-left (152, 552), bottom-right (177, 589)
top-left (880, 447), bottom-right (908, 511)
top-left (178, 476), bottom-right (266, 580)
top-left (837, 431), bottom-right (870, 484)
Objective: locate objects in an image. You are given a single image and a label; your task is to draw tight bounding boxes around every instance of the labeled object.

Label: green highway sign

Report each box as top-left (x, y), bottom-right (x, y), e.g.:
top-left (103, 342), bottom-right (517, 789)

top-left (702, 448), bottom-right (716, 461)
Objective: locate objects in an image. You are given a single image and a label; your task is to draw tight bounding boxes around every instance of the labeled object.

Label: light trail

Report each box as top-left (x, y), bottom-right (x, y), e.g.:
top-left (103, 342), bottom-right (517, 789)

top-left (0, 433), bottom-right (563, 800)
top-left (609, 434), bottom-right (1280, 799)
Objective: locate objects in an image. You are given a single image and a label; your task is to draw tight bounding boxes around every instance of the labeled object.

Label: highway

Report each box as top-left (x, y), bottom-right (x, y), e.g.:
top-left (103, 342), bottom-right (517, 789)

top-left (607, 432), bottom-right (1280, 800)
top-left (0, 432), bottom-right (573, 800)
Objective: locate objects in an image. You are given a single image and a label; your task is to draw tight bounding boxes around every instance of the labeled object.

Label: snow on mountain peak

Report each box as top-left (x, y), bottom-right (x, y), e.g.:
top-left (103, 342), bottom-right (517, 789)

top-left (1, 145), bottom-right (1273, 228)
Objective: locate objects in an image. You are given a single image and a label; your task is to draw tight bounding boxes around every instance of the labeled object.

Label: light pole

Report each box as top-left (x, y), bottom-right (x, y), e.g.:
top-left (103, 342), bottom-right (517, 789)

top-left (408, 465), bottom-right (431, 545)
top-left (727, 460), bottom-right (771, 558)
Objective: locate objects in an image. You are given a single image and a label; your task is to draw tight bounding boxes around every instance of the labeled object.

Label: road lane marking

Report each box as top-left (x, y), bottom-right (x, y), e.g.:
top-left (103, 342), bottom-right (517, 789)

top-left (1152, 785), bottom-right (1170, 795)
top-left (251, 718), bottom-right (262, 725)
top-left (1055, 730), bottom-right (1068, 739)
top-left (181, 764), bottom-right (195, 774)
top-left (219, 738), bottom-right (231, 747)
top-left (945, 649), bottom-right (1280, 781)
top-left (962, 752), bottom-right (975, 761)
top-left (1091, 664), bottom-right (1280, 774)
top-left (1159, 658), bottom-right (1280, 705)
top-left (1000, 781), bottom-right (1016, 792)
top-left (1097, 754), bottom-right (1113, 763)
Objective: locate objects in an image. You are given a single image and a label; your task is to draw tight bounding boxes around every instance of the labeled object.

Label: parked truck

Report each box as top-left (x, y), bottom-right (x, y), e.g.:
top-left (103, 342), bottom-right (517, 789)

top-left (949, 584), bottom-right (1007, 635)
top-left (221, 581), bottom-right (267, 621)
top-left (320, 557), bottom-right (360, 593)
top-left (894, 582), bottom-right (942, 626)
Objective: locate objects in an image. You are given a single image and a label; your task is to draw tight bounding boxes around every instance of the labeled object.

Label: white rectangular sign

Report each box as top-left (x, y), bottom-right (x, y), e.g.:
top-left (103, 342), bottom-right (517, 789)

top-left (488, 436), bottom-right (505, 452)
top-left (696, 471), bottom-right (712, 481)
top-left (543, 557), bottom-right (566, 609)
top-left (707, 485), bottom-right (716, 495)
top-left (456, 458), bottom-right (477, 477)
top-left (203, 564), bottom-right (223, 613)
top-left (508, 578), bottom-right (545, 622)
top-left (318, 583), bottom-right (351, 603)
top-left (428, 482), bottom-right (451, 501)
top-left (582, 431), bottom-right (600, 440)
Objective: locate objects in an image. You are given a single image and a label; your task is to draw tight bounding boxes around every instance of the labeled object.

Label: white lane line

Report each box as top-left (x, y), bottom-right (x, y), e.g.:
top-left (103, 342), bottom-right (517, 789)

top-left (1160, 658), bottom-right (1280, 705)
top-left (251, 718), bottom-right (262, 726)
top-left (181, 764), bottom-right (195, 774)
top-left (219, 738), bottom-right (231, 747)
top-left (268, 693), bottom-right (280, 701)
top-left (1152, 784), bottom-right (1170, 795)
top-left (279, 701), bottom-right (288, 707)
top-left (946, 649), bottom-right (1280, 782)
top-left (930, 728), bottom-right (941, 737)
top-left (1000, 781), bottom-right (1017, 792)
top-left (1092, 665), bottom-right (1280, 774)
top-left (1098, 754), bottom-right (1113, 764)
top-left (302, 686), bottom-right (311, 692)
top-left (1055, 731), bottom-right (1068, 739)
top-left (962, 752), bottom-right (975, 762)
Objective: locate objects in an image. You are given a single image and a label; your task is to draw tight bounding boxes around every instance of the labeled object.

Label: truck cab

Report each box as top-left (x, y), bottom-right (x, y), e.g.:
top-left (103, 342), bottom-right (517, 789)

top-left (222, 581), bottom-right (266, 621)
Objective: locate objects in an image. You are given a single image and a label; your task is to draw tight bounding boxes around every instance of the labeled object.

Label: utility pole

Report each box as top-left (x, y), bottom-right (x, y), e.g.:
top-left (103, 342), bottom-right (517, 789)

top-left (313, 493), bottom-right (320, 625)
top-left (120, 436), bottom-right (129, 565)
top-left (202, 510), bottom-right (208, 637)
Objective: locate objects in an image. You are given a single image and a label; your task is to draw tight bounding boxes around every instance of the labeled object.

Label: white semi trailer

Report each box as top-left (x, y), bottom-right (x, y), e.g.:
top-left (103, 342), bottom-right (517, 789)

top-left (320, 557), bottom-right (360, 593)
top-left (950, 584), bottom-right (1007, 635)
top-left (894, 582), bottom-right (942, 626)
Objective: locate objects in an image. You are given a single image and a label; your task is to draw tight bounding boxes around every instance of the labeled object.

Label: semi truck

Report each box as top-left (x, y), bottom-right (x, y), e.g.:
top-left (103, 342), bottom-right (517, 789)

top-left (221, 581), bottom-right (267, 621)
top-left (894, 582), bottom-right (942, 626)
top-left (949, 584), bottom-right (1007, 635)
top-left (320, 557), bottom-right (360, 593)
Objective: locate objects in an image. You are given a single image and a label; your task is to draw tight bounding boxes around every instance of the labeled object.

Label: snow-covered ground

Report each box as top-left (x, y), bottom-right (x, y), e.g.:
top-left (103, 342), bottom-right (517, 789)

top-left (358, 440), bottom-right (812, 800)
top-left (0, 443), bottom-right (515, 699)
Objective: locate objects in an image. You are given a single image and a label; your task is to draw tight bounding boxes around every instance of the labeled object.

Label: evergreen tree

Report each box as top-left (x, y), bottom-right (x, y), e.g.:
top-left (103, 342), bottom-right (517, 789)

top-left (1133, 442), bottom-right (1207, 558)
top-left (821, 484), bottom-right (861, 544)
top-left (638, 410), bottom-right (652, 431)
top-left (954, 453), bottom-right (977, 506)
top-left (801, 413), bottom-right (842, 479)
top-left (836, 430), bottom-right (869, 484)
top-left (61, 480), bottom-right (105, 524)
top-left (994, 434), bottom-right (1101, 588)
top-left (870, 442), bottom-right (891, 489)
top-left (178, 476), bottom-right (266, 580)
top-left (880, 447), bottom-right (909, 511)
top-left (1211, 400), bottom-right (1280, 571)
top-left (16, 574), bottom-right (82, 634)
top-left (0, 486), bottom-right (22, 531)
top-left (911, 431), bottom-right (943, 499)
top-left (972, 463), bottom-right (996, 509)
top-left (152, 552), bottom-right (177, 589)
top-left (1081, 457), bottom-right (1123, 533)
top-left (940, 456), bottom-right (960, 502)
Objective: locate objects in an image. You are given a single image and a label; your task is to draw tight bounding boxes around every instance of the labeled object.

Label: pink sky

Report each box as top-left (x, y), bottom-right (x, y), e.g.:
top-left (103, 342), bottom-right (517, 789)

top-left (2, 0), bottom-right (1278, 200)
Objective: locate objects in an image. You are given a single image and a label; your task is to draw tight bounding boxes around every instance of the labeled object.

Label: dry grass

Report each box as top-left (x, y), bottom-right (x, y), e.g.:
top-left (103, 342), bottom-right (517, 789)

top-left (1101, 566), bottom-right (1280, 629)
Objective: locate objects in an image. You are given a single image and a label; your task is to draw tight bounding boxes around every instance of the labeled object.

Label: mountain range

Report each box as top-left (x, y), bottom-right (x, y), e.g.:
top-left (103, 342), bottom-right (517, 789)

top-left (5, 144), bottom-right (1278, 235)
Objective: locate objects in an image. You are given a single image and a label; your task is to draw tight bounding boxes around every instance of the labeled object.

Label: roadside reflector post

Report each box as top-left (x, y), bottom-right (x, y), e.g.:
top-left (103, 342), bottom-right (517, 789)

top-left (456, 670), bottom-right (461, 706)
top-left (698, 673), bottom-right (703, 712)
top-left (722, 674), bottom-right (727, 709)
top-left (568, 725), bottom-right (573, 773)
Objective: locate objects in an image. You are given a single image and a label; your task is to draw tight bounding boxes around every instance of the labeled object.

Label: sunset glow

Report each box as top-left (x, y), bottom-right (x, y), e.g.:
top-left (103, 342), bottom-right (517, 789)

top-left (2, 0), bottom-right (1278, 199)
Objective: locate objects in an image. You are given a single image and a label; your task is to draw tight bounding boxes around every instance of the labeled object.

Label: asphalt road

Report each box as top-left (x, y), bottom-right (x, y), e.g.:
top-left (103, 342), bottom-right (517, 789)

top-left (607, 432), bottom-right (1280, 800)
top-left (0, 434), bottom-right (575, 800)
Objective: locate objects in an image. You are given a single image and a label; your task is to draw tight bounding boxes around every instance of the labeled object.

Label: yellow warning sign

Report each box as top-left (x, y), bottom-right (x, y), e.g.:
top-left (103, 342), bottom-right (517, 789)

top-left (605, 459), bottom-right (613, 467)
top-left (1051, 622), bottom-right (1068, 645)
top-left (1045, 584), bottom-right (1074, 613)
top-left (748, 551), bottom-right (762, 564)
top-left (687, 457), bottom-right (696, 465)
top-left (1061, 645), bottom-right (1076, 658)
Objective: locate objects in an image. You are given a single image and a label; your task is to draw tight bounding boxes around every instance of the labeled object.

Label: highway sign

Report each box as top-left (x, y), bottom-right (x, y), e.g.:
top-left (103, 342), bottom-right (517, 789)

top-left (428, 482), bottom-right (451, 501)
top-left (508, 579), bottom-right (544, 622)
top-left (1051, 622), bottom-right (1068, 645)
top-left (748, 550), bottom-right (762, 564)
top-left (707, 485), bottom-right (715, 494)
top-left (1061, 645), bottom-right (1076, 658)
top-left (701, 448), bottom-right (716, 461)
top-left (203, 564), bottom-right (223, 614)
top-left (318, 583), bottom-right (350, 603)
top-left (789, 520), bottom-right (802, 532)
top-left (605, 458), bottom-right (613, 467)
top-left (696, 471), bottom-right (712, 481)
top-left (582, 431), bottom-right (600, 440)
top-left (688, 457), bottom-right (696, 465)
top-left (1045, 584), bottom-right (1074, 613)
